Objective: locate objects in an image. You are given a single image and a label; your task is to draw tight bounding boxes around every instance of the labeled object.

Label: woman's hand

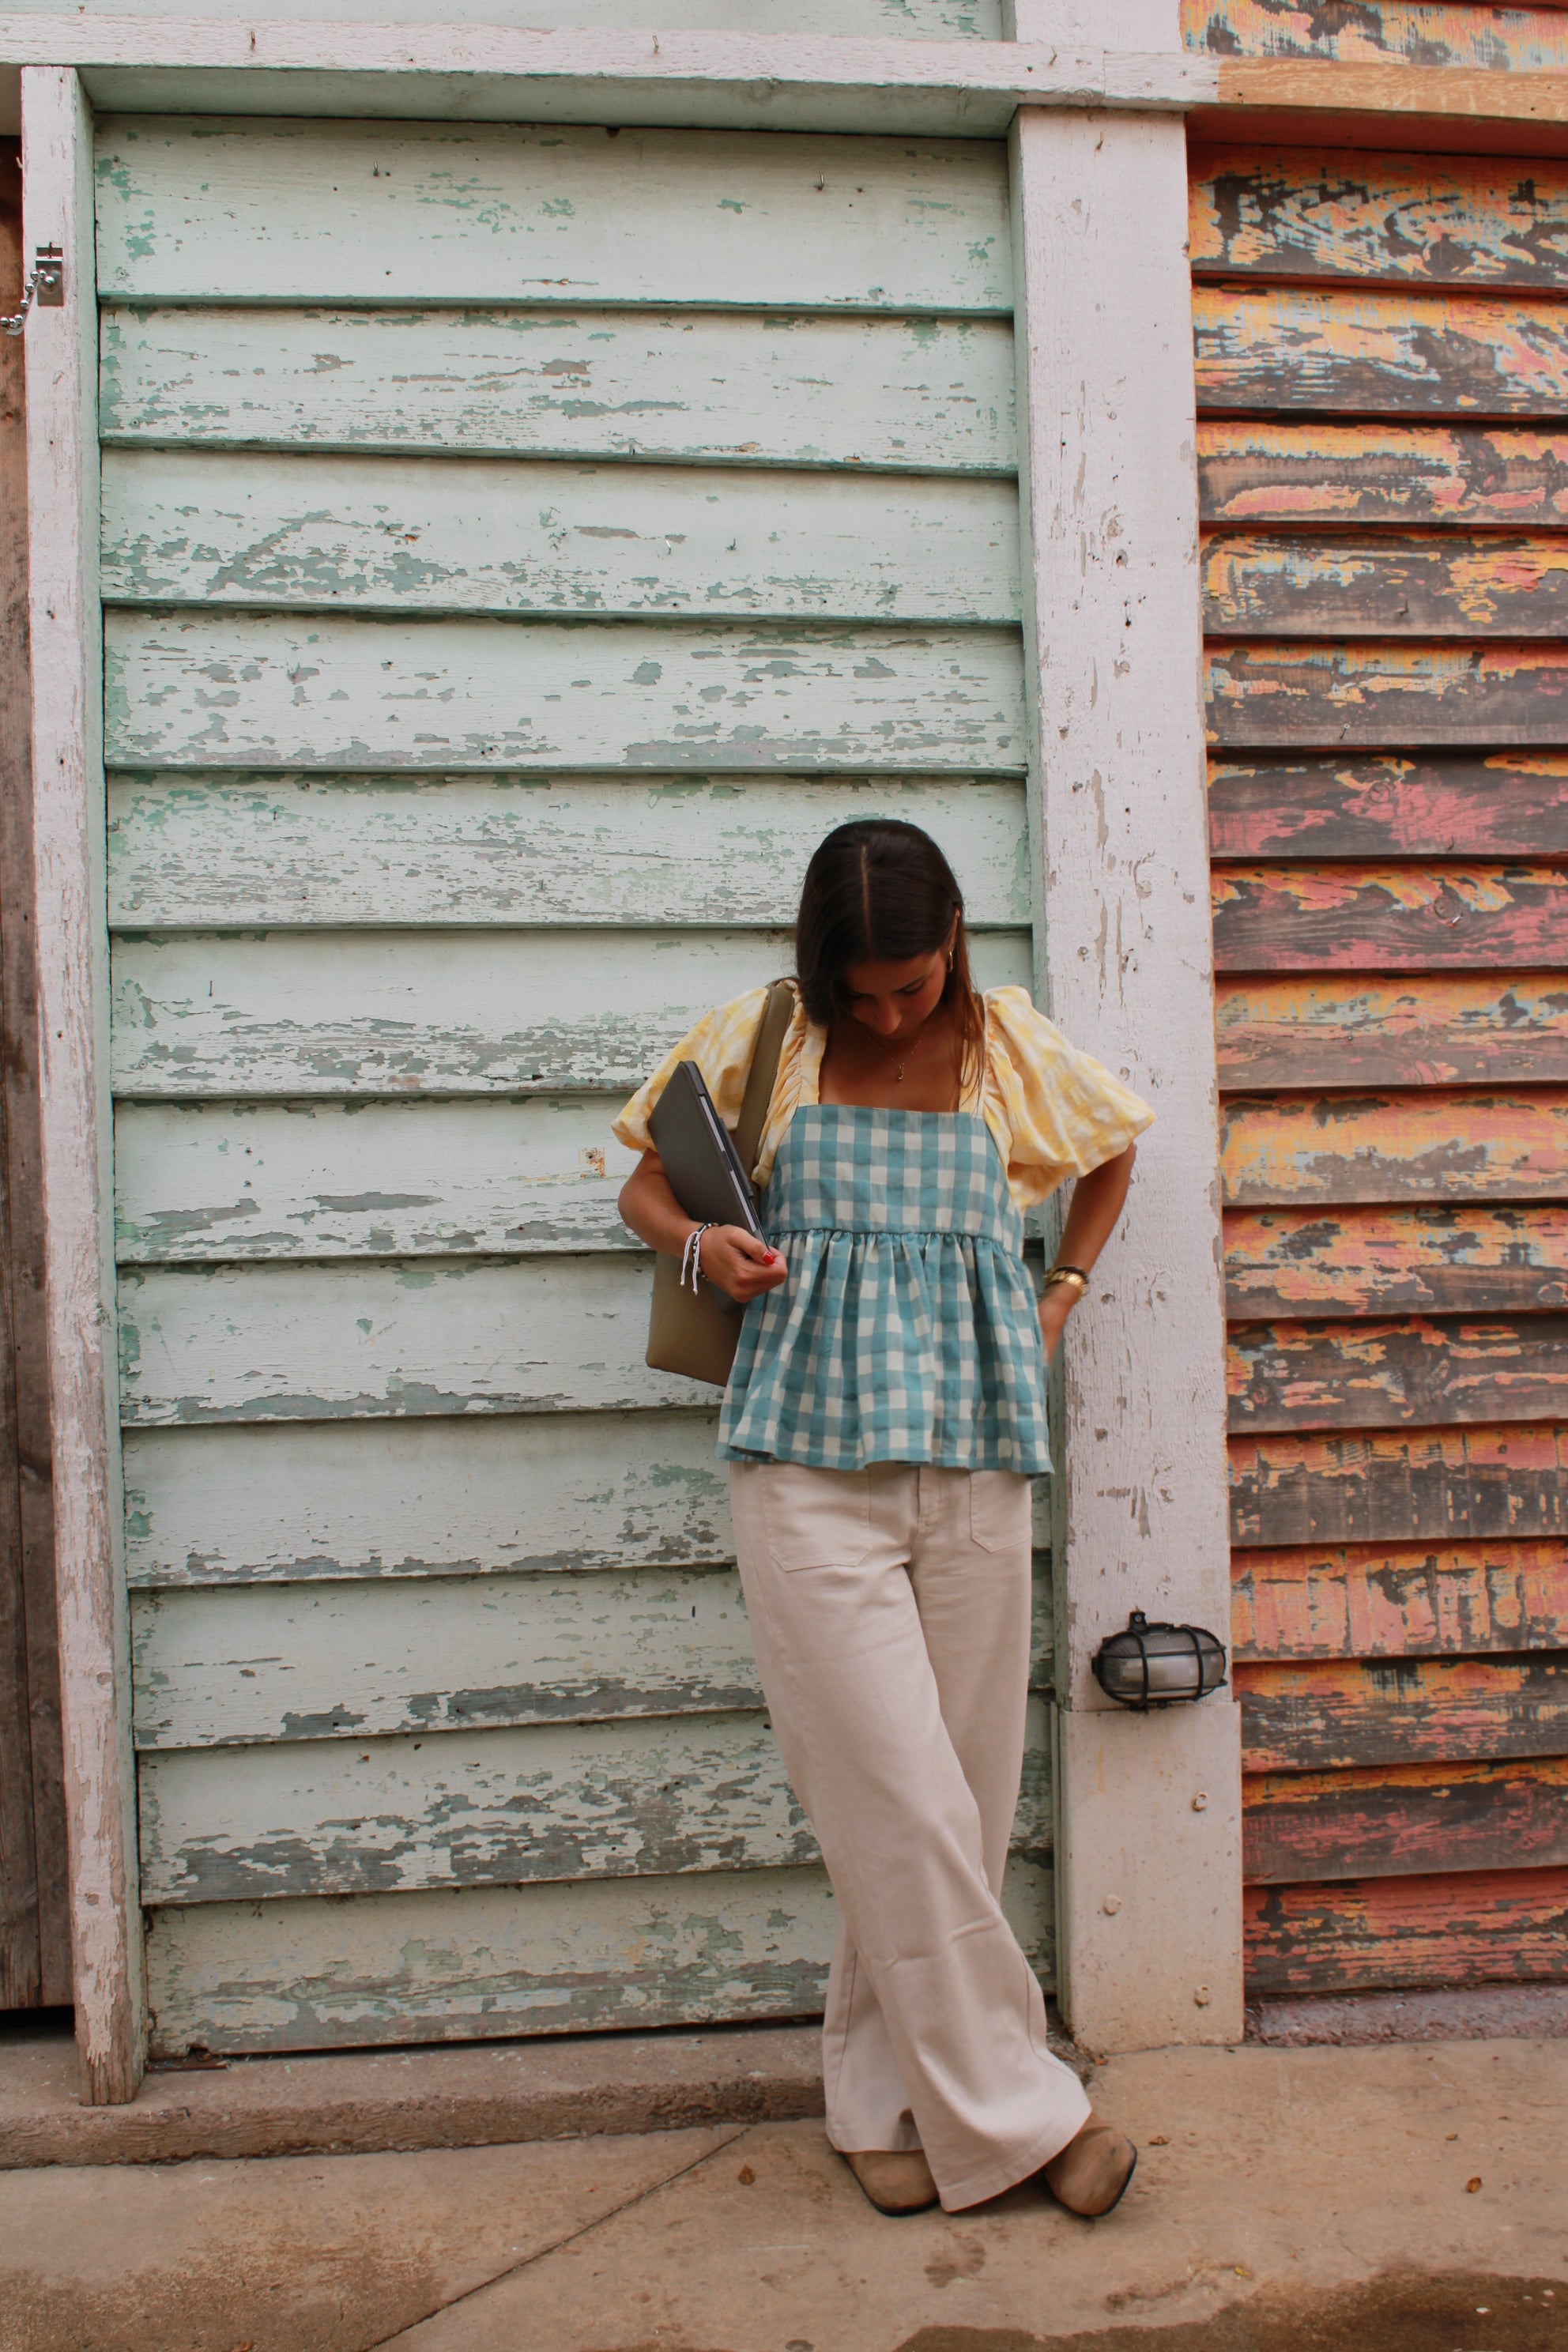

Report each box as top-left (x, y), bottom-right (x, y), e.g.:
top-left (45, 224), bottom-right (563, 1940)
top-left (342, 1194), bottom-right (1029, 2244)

top-left (1038, 1283), bottom-right (1078, 1366)
top-left (701, 1226), bottom-right (787, 1304)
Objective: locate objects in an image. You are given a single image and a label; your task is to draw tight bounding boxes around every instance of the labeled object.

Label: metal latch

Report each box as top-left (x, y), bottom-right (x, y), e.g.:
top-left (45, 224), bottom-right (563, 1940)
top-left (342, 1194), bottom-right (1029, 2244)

top-left (2, 245), bottom-right (65, 337)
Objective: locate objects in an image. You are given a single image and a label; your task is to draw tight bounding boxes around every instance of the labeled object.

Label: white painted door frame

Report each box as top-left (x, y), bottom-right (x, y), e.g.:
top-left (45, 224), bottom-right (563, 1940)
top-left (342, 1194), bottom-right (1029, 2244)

top-left (21, 11), bottom-right (1234, 2100)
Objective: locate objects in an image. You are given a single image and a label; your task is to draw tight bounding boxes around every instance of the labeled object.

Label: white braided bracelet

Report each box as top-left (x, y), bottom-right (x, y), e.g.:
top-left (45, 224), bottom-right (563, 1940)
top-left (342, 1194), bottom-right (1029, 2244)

top-left (680, 1223), bottom-right (717, 1294)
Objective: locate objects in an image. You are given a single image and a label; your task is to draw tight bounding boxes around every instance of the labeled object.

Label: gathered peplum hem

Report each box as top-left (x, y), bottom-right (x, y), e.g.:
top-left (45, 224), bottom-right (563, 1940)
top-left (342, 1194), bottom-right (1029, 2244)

top-left (718, 1106), bottom-right (1050, 1474)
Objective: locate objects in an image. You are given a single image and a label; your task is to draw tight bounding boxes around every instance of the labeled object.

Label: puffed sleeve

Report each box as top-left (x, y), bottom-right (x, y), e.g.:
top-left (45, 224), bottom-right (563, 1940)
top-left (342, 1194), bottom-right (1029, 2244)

top-left (612, 988), bottom-right (770, 1156)
top-left (981, 986), bottom-right (1155, 1208)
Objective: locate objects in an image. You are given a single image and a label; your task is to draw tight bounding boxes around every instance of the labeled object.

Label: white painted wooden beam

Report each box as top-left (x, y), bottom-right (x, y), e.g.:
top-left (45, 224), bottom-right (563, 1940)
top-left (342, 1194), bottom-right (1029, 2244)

top-left (22, 65), bottom-right (145, 2102)
top-left (1008, 79), bottom-right (1244, 2052)
top-left (0, 21), bottom-right (1216, 132)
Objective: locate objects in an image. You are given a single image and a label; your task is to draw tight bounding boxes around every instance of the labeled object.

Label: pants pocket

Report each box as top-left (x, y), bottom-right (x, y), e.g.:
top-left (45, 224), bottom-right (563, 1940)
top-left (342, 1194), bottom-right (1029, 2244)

top-left (760, 1464), bottom-right (874, 1571)
top-left (968, 1469), bottom-right (1032, 1556)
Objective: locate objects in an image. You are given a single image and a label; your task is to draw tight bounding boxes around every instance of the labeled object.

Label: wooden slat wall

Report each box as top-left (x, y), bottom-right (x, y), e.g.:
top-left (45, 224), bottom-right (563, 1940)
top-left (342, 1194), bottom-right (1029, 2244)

top-left (1192, 137), bottom-right (1568, 2000)
top-left (98, 116), bottom-right (1045, 2056)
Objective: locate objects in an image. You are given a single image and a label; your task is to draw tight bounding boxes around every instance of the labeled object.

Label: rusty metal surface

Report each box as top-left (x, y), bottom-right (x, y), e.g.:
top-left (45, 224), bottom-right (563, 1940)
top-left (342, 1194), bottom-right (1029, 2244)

top-left (1208, 754), bottom-right (1568, 858)
top-left (1227, 1313), bottom-right (1568, 1432)
top-left (1204, 530), bottom-right (1568, 639)
top-left (1229, 1423), bottom-right (1568, 1548)
top-left (1243, 1755), bottom-right (1568, 1885)
top-left (1223, 1204), bottom-right (1568, 1318)
top-left (1199, 423), bottom-right (1568, 528)
top-left (1244, 1865), bottom-right (1568, 1997)
top-left (1219, 1089), bottom-right (1568, 1204)
top-left (1216, 975), bottom-right (1568, 1089)
top-left (1232, 1534), bottom-right (1568, 1658)
top-left (1191, 146), bottom-right (1568, 289)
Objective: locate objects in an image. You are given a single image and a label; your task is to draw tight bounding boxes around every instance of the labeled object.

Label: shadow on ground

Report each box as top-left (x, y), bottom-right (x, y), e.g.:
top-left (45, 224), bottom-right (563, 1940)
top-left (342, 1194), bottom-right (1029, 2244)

top-left (882, 2271), bottom-right (1566, 2352)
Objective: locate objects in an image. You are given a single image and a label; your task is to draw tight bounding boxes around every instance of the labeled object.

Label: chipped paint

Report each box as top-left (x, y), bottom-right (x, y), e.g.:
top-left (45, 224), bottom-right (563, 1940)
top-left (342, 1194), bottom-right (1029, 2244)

top-left (1184, 0), bottom-right (1568, 71)
top-left (1215, 974), bottom-right (1568, 1089)
top-left (1237, 1653), bottom-right (1568, 1773)
top-left (1195, 284), bottom-right (1568, 419)
top-left (1198, 421), bottom-right (1568, 527)
top-left (1211, 861), bottom-right (1568, 970)
top-left (1227, 1422), bottom-right (1568, 1550)
top-left (1207, 753), bottom-right (1568, 859)
top-left (1219, 1089), bottom-right (1568, 1204)
top-left (1243, 1755), bottom-right (1568, 1884)
top-left (1191, 146), bottom-right (1568, 288)
top-left (1223, 1204), bottom-right (1568, 1318)
top-left (1245, 1865), bottom-right (1568, 1997)
top-left (1206, 642), bottom-right (1568, 748)
top-left (1203, 530), bottom-right (1568, 638)
top-left (1226, 1313), bottom-right (1568, 1432)
top-left (1231, 1535), bottom-right (1568, 1659)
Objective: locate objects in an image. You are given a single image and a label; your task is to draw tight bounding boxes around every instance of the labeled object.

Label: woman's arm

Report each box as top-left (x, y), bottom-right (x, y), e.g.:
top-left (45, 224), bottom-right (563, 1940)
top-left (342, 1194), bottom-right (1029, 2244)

top-left (618, 1152), bottom-right (788, 1305)
top-left (1037, 1141), bottom-right (1136, 1365)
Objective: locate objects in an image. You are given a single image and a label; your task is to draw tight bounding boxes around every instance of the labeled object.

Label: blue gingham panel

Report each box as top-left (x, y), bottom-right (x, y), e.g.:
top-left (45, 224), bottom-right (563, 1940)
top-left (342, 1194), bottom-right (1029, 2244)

top-left (718, 1107), bottom-right (1050, 1473)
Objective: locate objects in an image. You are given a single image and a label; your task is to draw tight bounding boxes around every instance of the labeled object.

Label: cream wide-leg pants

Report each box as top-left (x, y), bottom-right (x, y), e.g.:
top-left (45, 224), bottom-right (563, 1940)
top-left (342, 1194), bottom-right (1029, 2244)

top-left (729, 1458), bottom-right (1090, 2211)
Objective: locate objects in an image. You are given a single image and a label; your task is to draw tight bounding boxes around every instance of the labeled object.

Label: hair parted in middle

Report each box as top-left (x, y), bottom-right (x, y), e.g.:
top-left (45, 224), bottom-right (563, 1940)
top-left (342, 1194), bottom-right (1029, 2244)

top-left (793, 818), bottom-right (986, 1095)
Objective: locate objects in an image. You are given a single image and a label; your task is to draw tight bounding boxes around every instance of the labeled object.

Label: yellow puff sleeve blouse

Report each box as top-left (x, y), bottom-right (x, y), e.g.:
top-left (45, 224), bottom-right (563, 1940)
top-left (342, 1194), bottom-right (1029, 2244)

top-left (612, 982), bottom-right (1153, 1208)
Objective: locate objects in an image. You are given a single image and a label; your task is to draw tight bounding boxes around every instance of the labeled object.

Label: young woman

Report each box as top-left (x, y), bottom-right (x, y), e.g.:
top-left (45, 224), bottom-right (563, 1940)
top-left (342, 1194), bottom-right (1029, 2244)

top-left (615, 820), bottom-right (1152, 2220)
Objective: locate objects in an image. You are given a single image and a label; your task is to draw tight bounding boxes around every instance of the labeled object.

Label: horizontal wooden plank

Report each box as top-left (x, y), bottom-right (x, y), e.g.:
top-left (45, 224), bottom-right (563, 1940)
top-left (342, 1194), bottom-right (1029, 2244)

top-left (92, 0), bottom-right (1003, 34)
top-left (122, 1415), bottom-right (1052, 1592)
top-left (132, 1567), bottom-right (760, 1745)
top-left (119, 1255), bottom-right (675, 1424)
top-left (1227, 1313), bottom-right (1568, 1434)
top-left (138, 1709), bottom-right (811, 1902)
top-left (1183, 5), bottom-right (1568, 72)
top-left (104, 613), bottom-right (1026, 775)
top-left (1245, 1755), bottom-right (1568, 1893)
top-left (100, 1092), bottom-right (598, 1257)
top-left (1206, 643), bottom-right (1568, 749)
top-left (1208, 754), bottom-right (1568, 859)
top-left (1197, 423), bottom-right (1568, 530)
top-left (1238, 1654), bottom-right (1568, 1773)
top-left (1219, 1090), bottom-right (1568, 1205)
top-left (144, 1864), bottom-right (837, 2052)
top-left (115, 1096), bottom-right (639, 1263)
top-left (1230, 1423), bottom-right (1568, 1549)
top-left (1216, 977), bottom-right (1568, 1090)
top-left (131, 1566), bottom-right (1054, 1748)
top-left (95, 119), bottom-right (1012, 311)
top-left (1190, 145), bottom-right (1568, 291)
top-left (100, 450), bottom-right (1021, 626)
top-left (108, 927), bottom-right (1034, 1099)
top-left (1204, 530), bottom-right (1568, 639)
top-left (1231, 1536), bottom-right (1568, 1660)
top-left (123, 1410), bottom-right (733, 1588)
top-left (1223, 1204), bottom-right (1568, 1320)
top-left (138, 1698), bottom-right (1053, 1903)
top-left (107, 774), bottom-right (1028, 933)
top-left (100, 306), bottom-right (1016, 475)
top-left (1212, 861), bottom-right (1568, 971)
top-left (1193, 285), bottom-right (1568, 420)
top-left (1245, 1864), bottom-right (1568, 1997)
top-left (142, 1854), bottom-right (1055, 2056)
top-left (1244, 1755), bottom-right (1568, 1885)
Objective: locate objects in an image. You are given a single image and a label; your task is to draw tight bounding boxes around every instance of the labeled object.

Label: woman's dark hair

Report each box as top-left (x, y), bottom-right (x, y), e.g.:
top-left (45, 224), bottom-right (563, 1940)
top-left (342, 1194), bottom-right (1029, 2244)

top-left (794, 820), bottom-right (986, 1094)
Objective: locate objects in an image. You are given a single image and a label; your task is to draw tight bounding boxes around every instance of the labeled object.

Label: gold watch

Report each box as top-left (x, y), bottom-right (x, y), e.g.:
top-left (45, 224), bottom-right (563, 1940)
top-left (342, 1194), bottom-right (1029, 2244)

top-left (1042, 1265), bottom-right (1089, 1296)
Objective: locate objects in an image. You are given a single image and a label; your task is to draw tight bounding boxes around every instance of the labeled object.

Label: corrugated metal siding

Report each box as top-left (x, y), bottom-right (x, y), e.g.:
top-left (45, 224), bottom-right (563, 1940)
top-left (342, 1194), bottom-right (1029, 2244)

top-left (96, 115), bottom-right (1049, 2055)
top-left (1190, 134), bottom-right (1568, 1996)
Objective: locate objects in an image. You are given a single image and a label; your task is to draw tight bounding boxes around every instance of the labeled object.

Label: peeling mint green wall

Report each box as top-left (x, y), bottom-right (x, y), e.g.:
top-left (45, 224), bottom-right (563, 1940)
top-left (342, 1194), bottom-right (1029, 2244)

top-left (98, 113), bottom-right (1044, 2056)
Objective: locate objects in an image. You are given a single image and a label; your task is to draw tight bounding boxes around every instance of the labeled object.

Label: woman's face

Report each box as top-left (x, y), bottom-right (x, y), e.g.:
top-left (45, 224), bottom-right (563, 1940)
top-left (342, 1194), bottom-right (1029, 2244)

top-left (840, 944), bottom-right (950, 1039)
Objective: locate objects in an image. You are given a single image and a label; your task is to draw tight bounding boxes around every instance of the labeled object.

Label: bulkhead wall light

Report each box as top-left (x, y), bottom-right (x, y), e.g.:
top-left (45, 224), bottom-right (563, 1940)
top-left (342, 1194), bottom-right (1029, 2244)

top-left (1092, 1610), bottom-right (1227, 1710)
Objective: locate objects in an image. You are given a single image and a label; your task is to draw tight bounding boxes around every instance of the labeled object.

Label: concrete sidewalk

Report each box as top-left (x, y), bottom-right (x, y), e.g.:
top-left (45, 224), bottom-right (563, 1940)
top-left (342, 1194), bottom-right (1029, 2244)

top-left (3, 2039), bottom-right (1565, 2352)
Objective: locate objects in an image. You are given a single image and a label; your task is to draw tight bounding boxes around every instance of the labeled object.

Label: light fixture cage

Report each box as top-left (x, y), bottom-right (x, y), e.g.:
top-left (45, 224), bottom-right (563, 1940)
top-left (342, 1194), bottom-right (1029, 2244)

top-left (1092, 1608), bottom-right (1228, 1711)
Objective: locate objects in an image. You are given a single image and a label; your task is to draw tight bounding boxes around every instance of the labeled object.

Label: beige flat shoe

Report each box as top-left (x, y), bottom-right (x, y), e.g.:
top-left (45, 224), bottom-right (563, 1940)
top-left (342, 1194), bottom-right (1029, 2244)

top-left (843, 2147), bottom-right (940, 2215)
top-left (1042, 2110), bottom-right (1137, 2217)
